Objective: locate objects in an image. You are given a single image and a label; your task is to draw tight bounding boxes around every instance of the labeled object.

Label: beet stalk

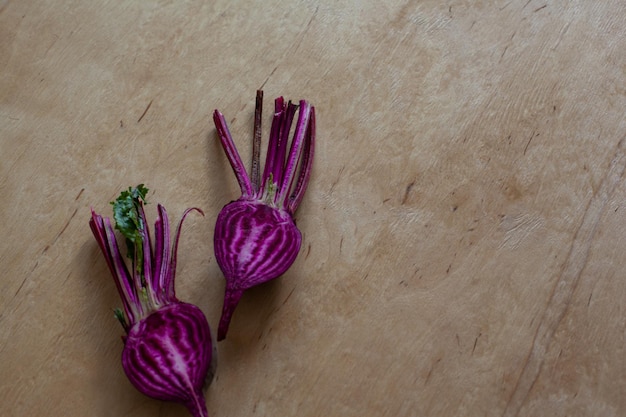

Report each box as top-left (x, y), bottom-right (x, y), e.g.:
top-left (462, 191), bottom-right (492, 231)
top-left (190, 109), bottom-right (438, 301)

top-left (212, 91), bottom-right (316, 340)
top-left (89, 185), bottom-right (214, 417)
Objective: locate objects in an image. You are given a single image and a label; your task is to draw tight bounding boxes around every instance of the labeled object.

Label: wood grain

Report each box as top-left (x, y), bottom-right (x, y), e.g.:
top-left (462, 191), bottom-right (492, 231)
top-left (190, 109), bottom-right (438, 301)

top-left (2, 1), bottom-right (626, 416)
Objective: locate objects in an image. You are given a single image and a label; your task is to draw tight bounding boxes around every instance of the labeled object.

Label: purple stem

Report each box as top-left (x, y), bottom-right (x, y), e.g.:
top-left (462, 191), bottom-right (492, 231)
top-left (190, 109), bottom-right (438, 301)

top-left (251, 90), bottom-right (263, 192)
top-left (169, 207), bottom-right (204, 302)
top-left (288, 106), bottom-right (316, 213)
top-left (261, 97), bottom-right (285, 192)
top-left (153, 204), bottom-right (170, 305)
top-left (90, 211), bottom-right (140, 325)
top-left (213, 110), bottom-right (253, 198)
top-left (137, 203), bottom-right (158, 308)
top-left (105, 218), bottom-right (143, 323)
top-left (273, 102), bottom-right (297, 194)
top-left (276, 100), bottom-right (312, 207)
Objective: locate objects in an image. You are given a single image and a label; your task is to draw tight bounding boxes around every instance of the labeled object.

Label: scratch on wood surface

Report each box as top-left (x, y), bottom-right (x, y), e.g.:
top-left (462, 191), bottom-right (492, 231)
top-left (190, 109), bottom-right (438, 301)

top-left (281, 287), bottom-right (296, 307)
top-left (329, 165), bottom-right (345, 194)
top-left (502, 137), bottom-right (626, 417)
top-left (424, 357), bottom-right (442, 386)
top-left (137, 99), bottom-right (153, 123)
top-left (260, 66), bottom-right (278, 90)
top-left (552, 21), bottom-right (571, 50)
top-left (74, 188), bottom-right (85, 201)
top-left (275, 4), bottom-right (319, 76)
top-left (13, 275), bottom-right (29, 298)
top-left (304, 5), bottom-right (319, 34)
top-left (401, 181), bottom-right (415, 205)
top-left (472, 332), bottom-right (481, 355)
top-left (524, 130), bottom-right (536, 155)
top-left (500, 45), bottom-right (509, 62)
top-left (501, 213), bottom-right (544, 250)
top-left (48, 207), bottom-right (79, 250)
top-left (11, 206), bottom-right (81, 301)
top-left (500, 31), bottom-right (517, 62)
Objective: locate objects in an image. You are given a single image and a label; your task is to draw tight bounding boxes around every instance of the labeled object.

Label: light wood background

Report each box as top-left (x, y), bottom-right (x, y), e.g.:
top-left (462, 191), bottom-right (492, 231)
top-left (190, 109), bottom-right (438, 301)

top-left (2, 1), bottom-right (626, 416)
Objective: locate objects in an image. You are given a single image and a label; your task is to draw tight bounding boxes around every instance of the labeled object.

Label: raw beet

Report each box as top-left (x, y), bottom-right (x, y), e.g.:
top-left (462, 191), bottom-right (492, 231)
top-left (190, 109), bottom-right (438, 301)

top-left (212, 91), bottom-right (315, 340)
top-left (214, 201), bottom-right (302, 339)
top-left (90, 187), bottom-right (214, 417)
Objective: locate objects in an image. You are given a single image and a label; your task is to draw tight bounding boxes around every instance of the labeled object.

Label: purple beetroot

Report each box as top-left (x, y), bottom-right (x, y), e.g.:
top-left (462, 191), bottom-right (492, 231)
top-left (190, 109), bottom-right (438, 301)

top-left (212, 90), bottom-right (316, 340)
top-left (89, 185), bottom-right (214, 417)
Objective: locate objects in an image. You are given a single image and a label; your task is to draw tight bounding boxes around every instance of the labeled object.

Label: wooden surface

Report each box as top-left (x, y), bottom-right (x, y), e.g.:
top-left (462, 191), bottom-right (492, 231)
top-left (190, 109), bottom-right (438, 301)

top-left (2, 1), bottom-right (626, 416)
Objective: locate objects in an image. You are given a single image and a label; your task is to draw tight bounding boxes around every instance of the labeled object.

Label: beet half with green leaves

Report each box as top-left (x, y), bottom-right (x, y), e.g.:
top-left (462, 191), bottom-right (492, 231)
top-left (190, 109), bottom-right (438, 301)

top-left (90, 185), bottom-right (214, 417)
top-left (212, 91), bottom-right (315, 340)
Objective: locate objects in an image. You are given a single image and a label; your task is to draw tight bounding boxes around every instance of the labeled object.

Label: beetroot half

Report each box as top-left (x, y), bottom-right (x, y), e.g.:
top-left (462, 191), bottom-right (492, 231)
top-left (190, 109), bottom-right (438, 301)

top-left (212, 91), bottom-right (315, 340)
top-left (90, 186), bottom-right (214, 417)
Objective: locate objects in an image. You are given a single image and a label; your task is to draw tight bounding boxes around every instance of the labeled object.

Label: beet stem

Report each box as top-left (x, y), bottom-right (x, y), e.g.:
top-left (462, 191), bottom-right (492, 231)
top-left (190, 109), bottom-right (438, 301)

top-left (261, 97), bottom-right (285, 195)
top-left (287, 106), bottom-right (315, 213)
top-left (102, 215), bottom-right (142, 322)
top-left (213, 110), bottom-right (253, 197)
top-left (169, 207), bottom-right (204, 302)
top-left (272, 101), bottom-right (297, 194)
top-left (90, 213), bottom-right (137, 320)
top-left (153, 205), bottom-right (169, 305)
top-left (137, 203), bottom-right (158, 309)
top-left (276, 101), bottom-right (312, 207)
top-left (251, 90), bottom-right (263, 192)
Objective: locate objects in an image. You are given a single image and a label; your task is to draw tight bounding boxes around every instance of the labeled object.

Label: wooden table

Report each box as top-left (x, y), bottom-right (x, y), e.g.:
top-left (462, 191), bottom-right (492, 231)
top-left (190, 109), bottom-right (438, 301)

top-left (2, 1), bottom-right (626, 416)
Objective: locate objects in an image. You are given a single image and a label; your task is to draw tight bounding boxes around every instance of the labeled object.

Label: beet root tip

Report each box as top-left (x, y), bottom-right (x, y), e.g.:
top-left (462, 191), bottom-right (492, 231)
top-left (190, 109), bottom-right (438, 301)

top-left (217, 288), bottom-right (245, 340)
